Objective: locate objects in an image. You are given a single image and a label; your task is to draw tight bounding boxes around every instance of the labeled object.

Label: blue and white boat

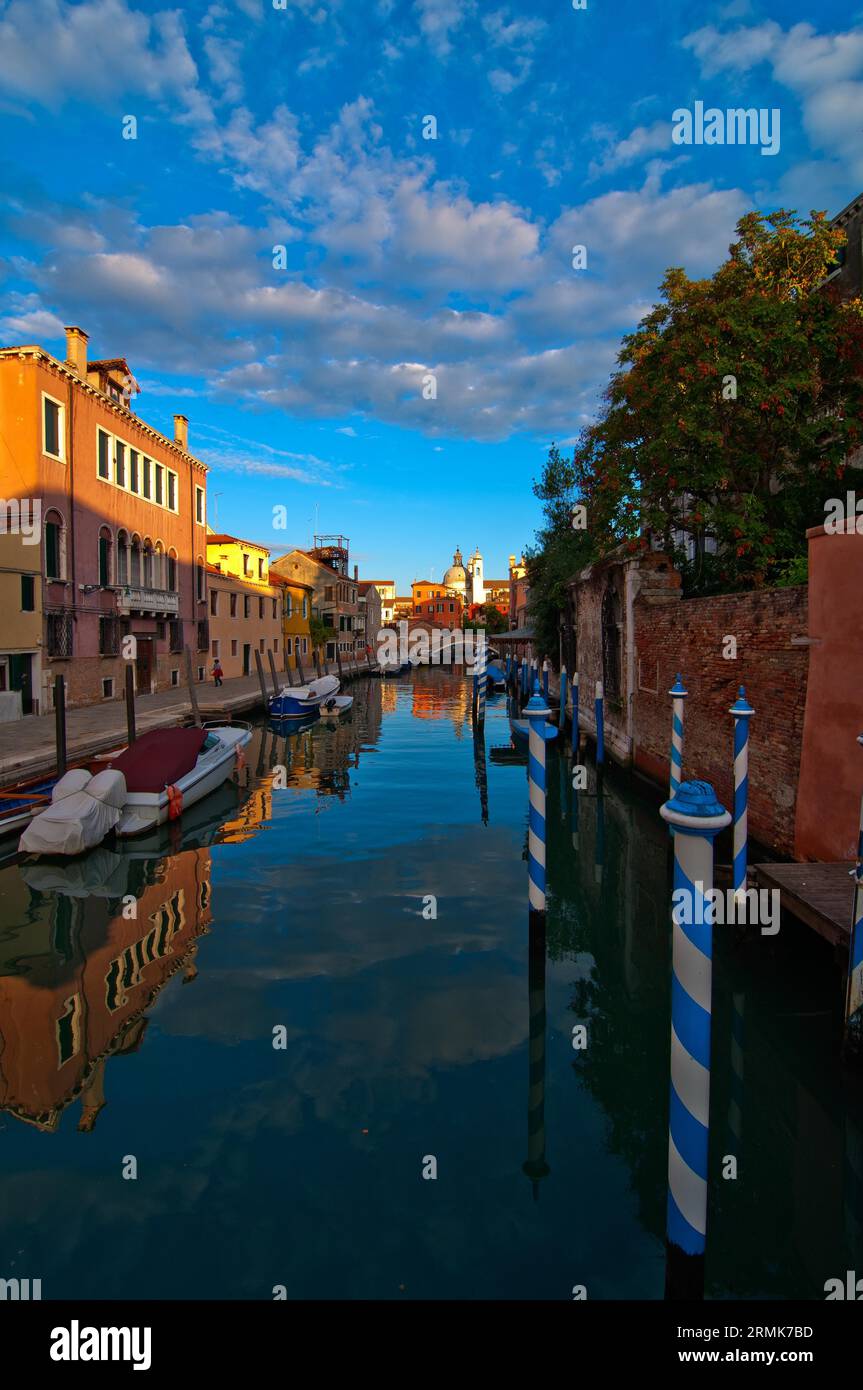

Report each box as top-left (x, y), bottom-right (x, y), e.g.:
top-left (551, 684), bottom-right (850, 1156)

top-left (269, 673), bottom-right (340, 719)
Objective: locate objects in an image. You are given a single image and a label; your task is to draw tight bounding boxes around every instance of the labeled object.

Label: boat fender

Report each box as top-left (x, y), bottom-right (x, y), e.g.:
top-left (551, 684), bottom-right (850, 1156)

top-left (167, 784), bottom-right (184, 820)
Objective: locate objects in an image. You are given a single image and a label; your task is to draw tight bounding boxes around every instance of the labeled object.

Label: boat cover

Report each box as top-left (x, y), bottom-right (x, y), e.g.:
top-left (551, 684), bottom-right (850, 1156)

top-left (103, 727), bottom-right (208, 793)
top-left (19, 770), bottom-right (127, 857)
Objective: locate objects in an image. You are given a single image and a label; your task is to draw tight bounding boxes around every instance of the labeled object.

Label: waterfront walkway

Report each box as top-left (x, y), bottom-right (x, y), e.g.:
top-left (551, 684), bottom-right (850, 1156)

top-left (0, 673), bottom-right (273, 787)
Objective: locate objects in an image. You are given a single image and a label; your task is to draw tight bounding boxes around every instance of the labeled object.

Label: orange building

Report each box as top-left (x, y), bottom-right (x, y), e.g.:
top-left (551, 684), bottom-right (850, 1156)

top-left (0, 326), bottom-right (209, 708)
top-left (411, 581), bottom-right (462, 628)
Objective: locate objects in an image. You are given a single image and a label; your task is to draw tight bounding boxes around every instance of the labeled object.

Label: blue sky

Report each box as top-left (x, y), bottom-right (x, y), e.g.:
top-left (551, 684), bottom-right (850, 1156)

top-left (1, 0), bottom-right (861, 589)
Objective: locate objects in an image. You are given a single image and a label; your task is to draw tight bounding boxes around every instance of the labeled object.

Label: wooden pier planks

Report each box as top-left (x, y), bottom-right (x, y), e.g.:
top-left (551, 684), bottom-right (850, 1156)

top-left (754, 861), bottom-right (856, 947)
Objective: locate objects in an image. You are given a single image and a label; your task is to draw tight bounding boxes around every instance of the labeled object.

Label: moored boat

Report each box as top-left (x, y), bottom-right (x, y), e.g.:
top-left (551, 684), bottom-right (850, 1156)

top-left (320, 694), bottom-right (353, 717)
top-left (269, 674), bottom-right (339, 718)
top-left (18, 723), bottom-right (251, 854)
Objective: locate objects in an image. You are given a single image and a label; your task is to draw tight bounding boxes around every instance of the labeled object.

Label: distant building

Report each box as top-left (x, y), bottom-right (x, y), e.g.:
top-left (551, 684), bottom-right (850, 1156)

top-left (442, 545), bottom-right (485, 605)
top-left (411, 581), bottom-right (463, 629)
top-left (205, 534), bottom-right (282, 679)
top-left (271, 536), bottom-right (360, 664)
top-left (363, 580), bottom-right (395, 625)
top-left (357, 581), bottom-right (382, 653)
top-left (280, 577), bottom-right (313, 673)
top-left (393, 594), bottom-right (414, 621)
top-left (508, 554), bottom-right (529, 629)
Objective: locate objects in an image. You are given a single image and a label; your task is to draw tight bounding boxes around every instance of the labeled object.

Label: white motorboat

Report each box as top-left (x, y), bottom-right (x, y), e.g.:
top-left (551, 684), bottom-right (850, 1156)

top-left (320, 694), bottom-right (353, 717)
top-left (269, 673), bottom-right (340, 718)
top-left (114, 724), bottom-right (251, 838)
top-left (19, 724), bottom-right (251, 854)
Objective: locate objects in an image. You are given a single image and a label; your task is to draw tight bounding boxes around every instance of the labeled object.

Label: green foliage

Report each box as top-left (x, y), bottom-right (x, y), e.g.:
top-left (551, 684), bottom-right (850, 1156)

top-left (309, 615), bottom-right (334, 649)
top-left (570, 209), bottom-right (863, 593)
top-left (526, 443), bottom-right (597, 661)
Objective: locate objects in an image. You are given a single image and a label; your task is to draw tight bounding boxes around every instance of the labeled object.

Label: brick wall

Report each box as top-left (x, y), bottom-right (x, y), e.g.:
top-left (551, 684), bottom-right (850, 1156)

top-left (632, 586), bottom-right (809, 856)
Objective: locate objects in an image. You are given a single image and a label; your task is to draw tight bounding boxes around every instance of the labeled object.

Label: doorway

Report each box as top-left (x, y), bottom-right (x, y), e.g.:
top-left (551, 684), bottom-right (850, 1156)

top-left (242, 644), bottom-right (251, 676)
top-left (135, 636), bottom-right (154, 694)
top-left (8, 653), bottom-right (33, 714)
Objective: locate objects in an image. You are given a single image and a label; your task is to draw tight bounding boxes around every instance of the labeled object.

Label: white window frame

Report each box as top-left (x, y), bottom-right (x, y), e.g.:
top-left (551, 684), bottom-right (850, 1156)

top-left (195, 485), bottom-right (205, 526)
top-left (42, 391), bottom-right (65, 462)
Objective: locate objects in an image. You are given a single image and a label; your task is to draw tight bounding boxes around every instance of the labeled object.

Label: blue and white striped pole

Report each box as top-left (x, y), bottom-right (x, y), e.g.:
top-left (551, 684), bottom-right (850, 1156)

top-left (526, 683), bottom-right (554, 921)
top-left (571, 671), bottom-right (579, 747)
top-left (730, 688), bottom-right (754, 909)
top-left (542, 658), bottom-right (550, 702)
top-left (668, 674), bottom-right (688, 798)
top-left (595, 679), bottom-right (605, 768)
top-left (843, 734), bottom-right (863, 1065)
top-left (521, 656), bottom-right (528, 702)
top-left (476, 634), bottom-right (486, 726)
top-left (660, 779), bottom-right (731, 1300)
top-left (558, 664), bottom-right (567, 731)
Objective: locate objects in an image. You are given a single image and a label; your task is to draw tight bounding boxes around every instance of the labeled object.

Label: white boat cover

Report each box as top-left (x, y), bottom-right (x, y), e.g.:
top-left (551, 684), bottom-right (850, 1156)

top-left (19, 769), bottom-right (128, 857)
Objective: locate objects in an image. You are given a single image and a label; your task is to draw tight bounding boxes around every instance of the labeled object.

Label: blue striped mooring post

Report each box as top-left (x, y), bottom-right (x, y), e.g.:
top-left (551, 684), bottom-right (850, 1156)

top-left (542, 658), bottom-right (550, 702)
top-left (558, 664), bottom-right (567, 731)
top-left (595, 679), bottom-right (605, 767)
top-left (571, 671), bottom-right (579, 746)
top-left (729, 687), bottom-right (755, 907)
top-left (660, 780), bottom-right (731, 1300)
top-left (476, 634), bottom-right (486, 725)
top-left (668, 674), bottom-right (688, 798)
top-left (521, 656), bottom-right (528, 702)
top-left (526, 682), bottom-right (556, 922)
top-left (843, 734), bottom-right (863, 1065)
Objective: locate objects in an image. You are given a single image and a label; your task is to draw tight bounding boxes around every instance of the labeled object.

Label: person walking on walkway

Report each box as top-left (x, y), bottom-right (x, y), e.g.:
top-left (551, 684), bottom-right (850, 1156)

top-left (211, 659), bottom-right (224, 687)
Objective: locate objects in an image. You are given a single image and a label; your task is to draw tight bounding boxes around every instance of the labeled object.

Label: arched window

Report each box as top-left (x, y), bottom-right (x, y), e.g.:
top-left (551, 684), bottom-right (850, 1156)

top-left (98, 525), bottom-right (113, 587)
top-left (601, 582), bottom-right (622, 702)
top-left (130, 534), bottom-right (142, 586)
top-left (117, 529), bottom-right (129, 585)
top-left (154, 541), bottom-right (164, 591)
top-left (142, 538), bottom-right (154, 589)
top-left (44, 508), bottom-right (66, 581)
top-left (167, 548), bottom-right (178, 592)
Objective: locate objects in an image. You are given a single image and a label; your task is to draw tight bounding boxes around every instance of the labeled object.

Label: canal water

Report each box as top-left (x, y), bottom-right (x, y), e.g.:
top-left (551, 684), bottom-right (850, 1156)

top-left (0, 669), bottom-right (861, 1300)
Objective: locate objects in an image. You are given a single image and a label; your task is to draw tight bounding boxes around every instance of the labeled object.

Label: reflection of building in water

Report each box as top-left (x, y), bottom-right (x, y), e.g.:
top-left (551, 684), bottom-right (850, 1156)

top-left (0, 848), bottom-right (211, 1132)
top-left (410, 669), bottom-right (472, 735)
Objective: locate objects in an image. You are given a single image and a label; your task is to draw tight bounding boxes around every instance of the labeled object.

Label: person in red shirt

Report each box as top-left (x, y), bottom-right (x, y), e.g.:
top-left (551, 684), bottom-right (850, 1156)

top-left (211, 659), bottom-right (224, 687)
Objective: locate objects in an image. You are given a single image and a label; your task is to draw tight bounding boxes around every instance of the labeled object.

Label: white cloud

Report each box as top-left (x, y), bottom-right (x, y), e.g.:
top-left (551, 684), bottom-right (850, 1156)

top-left (414, 0), bottom-right (470, 58)
top-left (589, 120), bottom-right (671, 178)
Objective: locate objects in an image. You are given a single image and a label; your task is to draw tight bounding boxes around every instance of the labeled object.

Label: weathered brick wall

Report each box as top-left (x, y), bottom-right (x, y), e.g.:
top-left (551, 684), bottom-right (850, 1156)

top-left (633, 586), bottom-right (809, 856)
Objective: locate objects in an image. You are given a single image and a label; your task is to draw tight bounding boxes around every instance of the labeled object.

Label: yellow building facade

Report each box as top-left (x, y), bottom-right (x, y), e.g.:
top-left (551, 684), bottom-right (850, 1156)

top-left (205, 533), bottom-right (283, 680)
top-left (0, 526), bottom-right (42, 717)
top-left (281, 578), bottom-right (313, 672)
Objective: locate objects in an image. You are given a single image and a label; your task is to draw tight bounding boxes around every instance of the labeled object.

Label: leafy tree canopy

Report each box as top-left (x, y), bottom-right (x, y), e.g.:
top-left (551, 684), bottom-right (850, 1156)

top-left (569, 209), bottom-right (863, 593)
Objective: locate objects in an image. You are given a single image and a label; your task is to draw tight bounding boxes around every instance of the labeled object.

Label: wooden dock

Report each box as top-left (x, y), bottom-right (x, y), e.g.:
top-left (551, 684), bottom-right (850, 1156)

top-left (754, 861), bottom-right (856, 947)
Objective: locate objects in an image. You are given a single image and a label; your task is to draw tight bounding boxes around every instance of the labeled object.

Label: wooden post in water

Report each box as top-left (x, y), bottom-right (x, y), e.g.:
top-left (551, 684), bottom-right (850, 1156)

top-left (314, 648), bottom-right (323, 679)
top-left (254, 648), bottom-right (270, 710)
top-left (296, 645), bottom-right (306, 685)
top-left (267, 649), bottom-right (280, 696)
top-left (183, 646), bottom-right (202, 727)
top-left (335, 644), bottom-right (344, 683)
top-left (54, 673), bottom-right (67, 777)
top-left (125, 662), bottom-right (137, 744)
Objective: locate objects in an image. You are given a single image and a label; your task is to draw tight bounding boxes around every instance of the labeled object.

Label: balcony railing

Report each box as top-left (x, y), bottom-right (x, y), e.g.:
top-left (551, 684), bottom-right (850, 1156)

top-left (116, 585), bottom-right (179, 616)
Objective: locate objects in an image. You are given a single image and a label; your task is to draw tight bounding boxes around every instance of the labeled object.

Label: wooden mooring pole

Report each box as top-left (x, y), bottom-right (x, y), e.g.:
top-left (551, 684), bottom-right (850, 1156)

top-left (183, 646), bottom-right (202, 727)
top-left (267, 649), bottom-right (281, 697)
top-left (254, 648), bottom-right (270, 710)
top-left (54, 673), bottom-right (67, 777)
top-left (125, 662), bottom-right (137, 744)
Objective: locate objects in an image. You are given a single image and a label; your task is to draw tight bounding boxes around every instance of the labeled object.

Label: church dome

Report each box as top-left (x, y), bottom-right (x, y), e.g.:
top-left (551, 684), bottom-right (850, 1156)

top-left (443, 547), bottom-right (466, 591)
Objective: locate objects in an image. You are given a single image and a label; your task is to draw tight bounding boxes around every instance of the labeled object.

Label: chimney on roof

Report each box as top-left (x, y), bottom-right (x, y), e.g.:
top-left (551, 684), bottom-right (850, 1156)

top-left (65, 326), bottom-right (88, 376)
top-left (508, 554), bottom-right (516, 570)
top-left (173, 414), bottom-right (189, 450)
top-left (354, 564), bottom-right (358, 581)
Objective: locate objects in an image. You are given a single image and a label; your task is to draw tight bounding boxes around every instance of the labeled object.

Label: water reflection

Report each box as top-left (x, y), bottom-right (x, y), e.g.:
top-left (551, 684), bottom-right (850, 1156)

top-left (0, 679), bottom-right (862, 1299)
